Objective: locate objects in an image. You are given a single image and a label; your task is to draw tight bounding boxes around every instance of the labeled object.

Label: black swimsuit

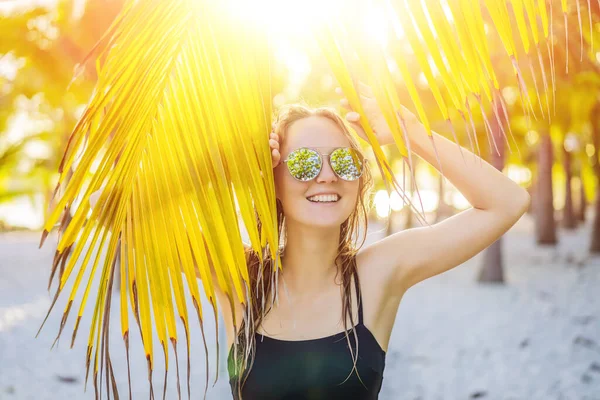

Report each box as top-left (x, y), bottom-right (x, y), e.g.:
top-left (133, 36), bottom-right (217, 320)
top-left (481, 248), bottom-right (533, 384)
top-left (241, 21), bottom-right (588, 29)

top-left (228, 273), bottom-right (386, 399)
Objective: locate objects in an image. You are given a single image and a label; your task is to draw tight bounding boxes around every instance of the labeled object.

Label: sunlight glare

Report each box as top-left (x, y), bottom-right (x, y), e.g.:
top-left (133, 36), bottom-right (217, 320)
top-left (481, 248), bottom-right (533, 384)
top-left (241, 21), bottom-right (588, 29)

top-left (390, 12), bottom-right (405, 40)
top-left (225, 0), bottom-right (342, 37)
top-left (375, 190), bottom-right (391, 218)
top-left (0, 195), bottom-right (45, 230)
top-left (501, 86), bottom-right (519, 106)
top-left (0, 53), bottom-right (25, 80)
top-left (440, 0), bottom-right (454, 24)
top-left (564, 132), bottom-right (581, 152)
top-left (364, 5), bottom-right (389, 48)
top-left (586, 143), bottom-right (595, 157)
top-left (0, 0), bottom-right (58, 15)
top-left (274, 44), bottom-right (312, 100)
top-left (525, 130), bottom-right (539, 146)
top-left (375, 189), bottom-right (440, 217)
top-left (451, 192), bottom-right (470, 210)
top-left (24, 140), bottom-right (52, 159)
top-left (411, 189), bottom-right (438, 213)
top-left (506, 165), bottom-right (532, 185)
top-left (389, 191), bottom-right (404, 211)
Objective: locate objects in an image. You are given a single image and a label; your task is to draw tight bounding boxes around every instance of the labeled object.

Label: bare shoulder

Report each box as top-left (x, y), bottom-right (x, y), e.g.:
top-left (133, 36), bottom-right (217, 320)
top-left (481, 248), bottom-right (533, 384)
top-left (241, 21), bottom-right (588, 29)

top-left (355, 245), bottom-right (409, 352)
top-left (355, 231), bottom-right (415, 298)
top-left (353, 227), bottom-right (442, 351)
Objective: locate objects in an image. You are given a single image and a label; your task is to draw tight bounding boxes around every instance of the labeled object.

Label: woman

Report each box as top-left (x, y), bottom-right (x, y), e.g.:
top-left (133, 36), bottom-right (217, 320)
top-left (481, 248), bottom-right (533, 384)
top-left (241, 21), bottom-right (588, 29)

top-left (218, 87), bottom-right (531, 399)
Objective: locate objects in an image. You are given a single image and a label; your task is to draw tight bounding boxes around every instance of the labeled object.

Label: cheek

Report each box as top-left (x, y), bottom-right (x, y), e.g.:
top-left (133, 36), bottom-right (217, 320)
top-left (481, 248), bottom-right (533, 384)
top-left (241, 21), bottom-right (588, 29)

top-left (274, 168), bottom-right (287, 199)
top-left (345, 181), bottom-right (361, 198)
top-left (338, 182), bottom-right (360, 212)
top-left (345, 183), bottom-right (361, 206)
top-left (274, 168), bottom-right (305, 200)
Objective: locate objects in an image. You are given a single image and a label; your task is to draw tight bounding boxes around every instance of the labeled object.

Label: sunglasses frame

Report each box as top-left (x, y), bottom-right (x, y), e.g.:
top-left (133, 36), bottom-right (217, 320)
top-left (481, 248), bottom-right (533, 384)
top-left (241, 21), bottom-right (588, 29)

top-left (281, 146), bottom-right (365, 182)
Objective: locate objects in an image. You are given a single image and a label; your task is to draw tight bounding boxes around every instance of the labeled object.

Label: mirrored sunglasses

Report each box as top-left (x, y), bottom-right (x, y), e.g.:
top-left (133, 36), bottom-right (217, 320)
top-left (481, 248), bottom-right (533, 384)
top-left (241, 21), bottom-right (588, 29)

top-left (281, 147), bottom-right (364, 182)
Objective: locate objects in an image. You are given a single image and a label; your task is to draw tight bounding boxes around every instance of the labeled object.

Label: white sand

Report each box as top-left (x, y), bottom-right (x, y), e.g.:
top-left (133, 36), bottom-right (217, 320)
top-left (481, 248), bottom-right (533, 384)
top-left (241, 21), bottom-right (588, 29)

top-left (0, 213), bottom-right (599, 399)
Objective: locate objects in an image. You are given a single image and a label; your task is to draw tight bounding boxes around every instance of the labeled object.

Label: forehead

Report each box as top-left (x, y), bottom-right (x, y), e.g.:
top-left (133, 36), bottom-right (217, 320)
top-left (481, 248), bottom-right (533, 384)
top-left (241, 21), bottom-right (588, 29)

top-left (283, 116), bottom-right (350, 154)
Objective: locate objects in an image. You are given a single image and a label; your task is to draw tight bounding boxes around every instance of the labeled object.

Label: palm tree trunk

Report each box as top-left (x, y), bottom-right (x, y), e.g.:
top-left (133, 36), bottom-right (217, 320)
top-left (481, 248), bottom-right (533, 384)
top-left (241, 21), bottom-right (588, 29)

top-left (402, 159), bottom-right (417, 231)
top-left (479, 239), bottom-right (504, 282)
top-left (526, 184), bottom-right (535, 214)
top-left (385, 209), bottom-right (395, 236)
top-left (590, 187), bottom-right (600, 252)
top-left (535, 133), bottom-right (557, 245)
top-left (435, 174), bottom-right (453, 223)
top-left (578, 177), bottom-right (587, 221)
top-left (479, 104), bottom-right (505, 283)
top-left (589, 108), bottom-right (600, 252)
top-left (575, 162), bottom-right (587, 222)
top-left (402, 204), bottom-right (414, 230)
top-left (562, 146), bottom-right (576, 229)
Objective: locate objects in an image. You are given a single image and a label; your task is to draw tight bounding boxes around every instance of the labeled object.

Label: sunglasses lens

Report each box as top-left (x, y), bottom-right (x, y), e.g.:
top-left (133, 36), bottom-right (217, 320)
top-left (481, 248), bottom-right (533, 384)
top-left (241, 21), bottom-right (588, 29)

top-left (286, 148), bottom-right (322, 181)
top-left (330, 148), bottom-right (363, 181)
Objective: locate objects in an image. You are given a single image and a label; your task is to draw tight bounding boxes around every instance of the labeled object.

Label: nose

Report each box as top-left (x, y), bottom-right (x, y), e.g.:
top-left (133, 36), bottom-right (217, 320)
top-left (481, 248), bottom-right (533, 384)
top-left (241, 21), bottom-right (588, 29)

top-left (316, 158), bottom-right (338, 183)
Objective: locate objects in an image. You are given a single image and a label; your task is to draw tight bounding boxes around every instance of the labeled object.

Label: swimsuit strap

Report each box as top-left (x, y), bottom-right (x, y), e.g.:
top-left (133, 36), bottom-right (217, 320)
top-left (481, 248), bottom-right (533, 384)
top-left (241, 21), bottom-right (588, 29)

top-left (353, 269), bottom-right (363, 325)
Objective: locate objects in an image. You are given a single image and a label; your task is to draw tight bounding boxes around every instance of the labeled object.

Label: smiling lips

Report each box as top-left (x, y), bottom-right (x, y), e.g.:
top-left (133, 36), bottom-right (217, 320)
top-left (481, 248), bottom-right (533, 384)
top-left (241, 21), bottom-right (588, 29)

top-left (307, 194), bottom-right (340, 203)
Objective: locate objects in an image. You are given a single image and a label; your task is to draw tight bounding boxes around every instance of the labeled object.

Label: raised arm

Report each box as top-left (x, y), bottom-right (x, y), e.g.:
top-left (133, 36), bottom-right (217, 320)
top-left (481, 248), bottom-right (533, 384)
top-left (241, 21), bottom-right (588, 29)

top-left (359, 122), bottom-right (530, 294)
top-left (338, 88), bottom-right (529, 295)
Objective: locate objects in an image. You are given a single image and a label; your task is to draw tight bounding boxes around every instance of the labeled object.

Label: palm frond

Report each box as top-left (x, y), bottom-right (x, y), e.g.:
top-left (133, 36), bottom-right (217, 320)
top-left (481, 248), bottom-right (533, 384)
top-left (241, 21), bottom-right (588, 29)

top-left (39, 0), bottom-right (278, 397)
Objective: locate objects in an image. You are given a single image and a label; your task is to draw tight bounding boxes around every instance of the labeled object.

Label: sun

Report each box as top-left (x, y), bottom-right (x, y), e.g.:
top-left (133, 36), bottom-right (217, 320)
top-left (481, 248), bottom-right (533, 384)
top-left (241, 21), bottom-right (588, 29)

top-left (223, 0), bottom-right (343, 37)
top-left (221, 0), bottom-right (396, 49)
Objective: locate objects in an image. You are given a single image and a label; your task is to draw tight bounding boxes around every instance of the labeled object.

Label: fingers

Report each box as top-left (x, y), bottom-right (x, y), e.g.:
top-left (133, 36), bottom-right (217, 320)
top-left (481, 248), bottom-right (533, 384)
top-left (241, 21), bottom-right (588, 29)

top-left (346, 119), bottom-right (368, 142)
top-left (345, 111), bottom-right (360, 122)
top-left (335, 86), bottom-right (373, 114)
top-left (269, 133), bottom-right (279, 150)
top-left (269, 132), bottom-right (281, 168)
top-left (271, 147), bottom-right (281, 168)
top-left (336, 88), bottom-right (352, 111)
top-left (335, 88), bottom-right (352, 110)
top-left (340, 97), bottom-right (351, 110)
top-left (334, 89), bottom-right (364, 128)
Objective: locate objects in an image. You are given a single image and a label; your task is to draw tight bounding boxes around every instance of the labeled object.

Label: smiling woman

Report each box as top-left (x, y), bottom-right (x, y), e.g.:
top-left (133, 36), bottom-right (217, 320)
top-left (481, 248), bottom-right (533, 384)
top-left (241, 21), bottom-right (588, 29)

top-left (226, 103), bottom-right (377, 399)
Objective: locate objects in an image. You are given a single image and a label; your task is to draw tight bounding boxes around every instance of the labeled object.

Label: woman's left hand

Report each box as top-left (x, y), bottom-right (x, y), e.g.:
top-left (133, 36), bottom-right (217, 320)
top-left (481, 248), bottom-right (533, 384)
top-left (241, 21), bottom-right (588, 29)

top-left (269, 132), bottom-right (281, 168)
top-left (335, 83), bottom-right (419, 146)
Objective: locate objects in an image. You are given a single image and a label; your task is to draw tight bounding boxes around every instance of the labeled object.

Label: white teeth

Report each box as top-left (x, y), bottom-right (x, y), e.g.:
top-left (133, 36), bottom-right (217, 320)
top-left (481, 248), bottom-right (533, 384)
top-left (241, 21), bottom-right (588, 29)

top-left (307, 194), bottom-right (339, 203)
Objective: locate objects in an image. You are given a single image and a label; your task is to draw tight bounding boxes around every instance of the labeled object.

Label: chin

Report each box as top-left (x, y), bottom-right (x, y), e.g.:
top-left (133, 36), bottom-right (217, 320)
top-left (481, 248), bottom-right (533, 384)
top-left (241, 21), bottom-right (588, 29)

top-left (293, 199), bottom-right (352, 227)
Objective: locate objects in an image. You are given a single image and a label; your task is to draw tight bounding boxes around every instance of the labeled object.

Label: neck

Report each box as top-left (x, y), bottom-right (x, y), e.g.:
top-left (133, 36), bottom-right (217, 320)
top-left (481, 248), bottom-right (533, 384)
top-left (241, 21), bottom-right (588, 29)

top-left (278, 220), bottom-right (341, 297)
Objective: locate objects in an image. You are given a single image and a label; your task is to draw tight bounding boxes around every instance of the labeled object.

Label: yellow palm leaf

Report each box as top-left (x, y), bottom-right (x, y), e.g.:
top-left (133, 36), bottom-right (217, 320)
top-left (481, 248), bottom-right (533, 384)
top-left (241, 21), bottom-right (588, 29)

top-left (538, 0), bottom-right (550, 38)
top-left (393, 0), bottom-right (451, 122)
top-left (511, 0), bottom-right (532, 54)
top-left (524, 0), bottom-right (540, 45)
top-left (39, 0), bottom-right (279, 397)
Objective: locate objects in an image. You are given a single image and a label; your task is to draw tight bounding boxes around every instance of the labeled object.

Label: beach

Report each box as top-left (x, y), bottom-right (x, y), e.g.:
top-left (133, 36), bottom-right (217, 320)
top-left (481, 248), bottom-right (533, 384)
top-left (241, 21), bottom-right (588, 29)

top-left (1, 213), bottom-right (599, 400)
